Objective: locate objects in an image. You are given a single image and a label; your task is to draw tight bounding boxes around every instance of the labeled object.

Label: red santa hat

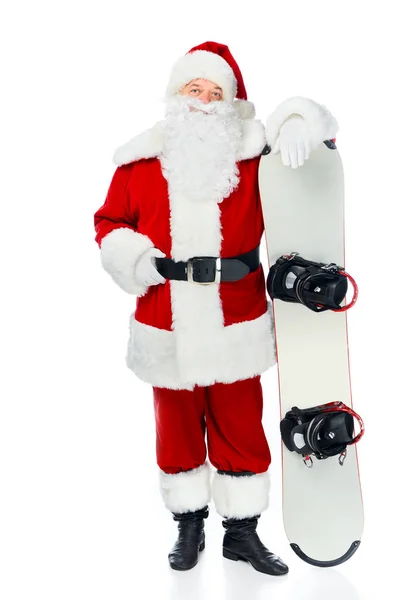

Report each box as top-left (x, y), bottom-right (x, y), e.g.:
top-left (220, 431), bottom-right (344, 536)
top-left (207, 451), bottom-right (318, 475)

top-left (165, 41), bottom-right (255, 118)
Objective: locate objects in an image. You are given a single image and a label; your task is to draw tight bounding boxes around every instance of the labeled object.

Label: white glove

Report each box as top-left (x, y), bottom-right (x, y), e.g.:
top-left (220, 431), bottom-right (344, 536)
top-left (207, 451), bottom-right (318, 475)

top-left (135, 247), bottom-right (167, 287)
top-left (272, 115), bottom-right (311, 169)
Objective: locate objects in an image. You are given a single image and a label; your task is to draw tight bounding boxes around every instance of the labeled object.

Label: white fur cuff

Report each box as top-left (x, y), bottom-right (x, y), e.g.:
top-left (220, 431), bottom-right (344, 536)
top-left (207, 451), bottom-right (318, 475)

top-left (212, 471), bottom-right (270, 518)
top-left (100, 227), bottom-right (154, 296)
top-left (160, 463), bottom-right (211, 513)
top-left (266, 96), bottom-right (338, 150)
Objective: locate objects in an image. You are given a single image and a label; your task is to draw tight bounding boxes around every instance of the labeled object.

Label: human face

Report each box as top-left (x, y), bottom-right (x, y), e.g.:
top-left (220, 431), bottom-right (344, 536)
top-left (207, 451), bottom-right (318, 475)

top-left (179, 78), bottom-right (223, 104)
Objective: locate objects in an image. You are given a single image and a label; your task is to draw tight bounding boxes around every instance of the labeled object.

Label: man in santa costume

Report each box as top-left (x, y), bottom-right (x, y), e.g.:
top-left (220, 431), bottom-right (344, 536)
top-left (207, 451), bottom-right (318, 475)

top-left (94, 41), bottom-right (338, 575)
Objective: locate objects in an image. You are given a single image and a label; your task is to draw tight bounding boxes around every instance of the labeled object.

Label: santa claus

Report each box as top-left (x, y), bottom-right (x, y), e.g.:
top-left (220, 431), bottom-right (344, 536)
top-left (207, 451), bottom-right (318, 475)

top-left (94, 41), bottom-right (338, 575)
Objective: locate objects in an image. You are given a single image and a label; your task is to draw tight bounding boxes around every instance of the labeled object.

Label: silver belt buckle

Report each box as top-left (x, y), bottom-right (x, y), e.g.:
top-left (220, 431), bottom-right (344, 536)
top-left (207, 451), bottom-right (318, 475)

top-left (187, 257), bottom-right (222, 285)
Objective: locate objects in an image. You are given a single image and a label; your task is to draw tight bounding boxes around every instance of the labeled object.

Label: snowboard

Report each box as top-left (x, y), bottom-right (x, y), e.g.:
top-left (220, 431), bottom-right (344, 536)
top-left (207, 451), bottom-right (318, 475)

top-left (258, 141), bottom-right (364, 567)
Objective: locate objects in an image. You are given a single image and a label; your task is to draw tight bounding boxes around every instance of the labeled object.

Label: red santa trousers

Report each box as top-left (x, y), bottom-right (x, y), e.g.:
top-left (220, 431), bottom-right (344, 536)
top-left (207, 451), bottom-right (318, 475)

top-left (154, 375), bottom-right (272, 519)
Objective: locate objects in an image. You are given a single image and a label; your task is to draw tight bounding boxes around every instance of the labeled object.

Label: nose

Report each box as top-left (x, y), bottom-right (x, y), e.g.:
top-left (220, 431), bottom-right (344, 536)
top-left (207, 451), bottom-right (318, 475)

top-left (198, 90), bottom-right (211, 104)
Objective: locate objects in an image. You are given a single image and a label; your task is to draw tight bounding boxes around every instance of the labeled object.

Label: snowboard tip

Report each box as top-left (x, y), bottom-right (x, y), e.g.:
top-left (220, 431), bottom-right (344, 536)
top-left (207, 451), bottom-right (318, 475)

top-left (290, 540), bottom-right (361, 567)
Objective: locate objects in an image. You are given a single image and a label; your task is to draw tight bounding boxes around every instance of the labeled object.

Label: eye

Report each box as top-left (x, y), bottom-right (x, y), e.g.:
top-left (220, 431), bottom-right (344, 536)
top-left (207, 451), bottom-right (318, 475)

top-left (190, 89), bottom-right (200, 94)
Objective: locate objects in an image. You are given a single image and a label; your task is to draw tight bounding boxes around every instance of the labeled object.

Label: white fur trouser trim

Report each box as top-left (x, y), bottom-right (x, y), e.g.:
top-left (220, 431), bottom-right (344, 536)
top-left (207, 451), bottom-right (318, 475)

top-left (160, 463), bottom-right (211, 514)
top-left (212, 471), bottom-right (270, 519)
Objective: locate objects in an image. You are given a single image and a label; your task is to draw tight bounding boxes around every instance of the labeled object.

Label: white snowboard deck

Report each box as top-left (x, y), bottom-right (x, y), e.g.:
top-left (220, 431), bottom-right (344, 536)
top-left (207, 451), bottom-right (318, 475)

top-left (259, 143), bottom-right (364, 565)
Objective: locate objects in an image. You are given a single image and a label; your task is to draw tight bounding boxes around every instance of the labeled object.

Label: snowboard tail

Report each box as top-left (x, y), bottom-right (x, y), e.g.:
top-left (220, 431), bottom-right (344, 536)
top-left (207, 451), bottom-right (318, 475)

top-left (291, 540), bottom-right (361, 567)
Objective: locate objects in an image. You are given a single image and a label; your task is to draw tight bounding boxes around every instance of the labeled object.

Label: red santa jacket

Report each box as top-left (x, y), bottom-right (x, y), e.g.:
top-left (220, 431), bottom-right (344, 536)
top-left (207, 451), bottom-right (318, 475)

top-left (94, 98), bottom-right (337, 390)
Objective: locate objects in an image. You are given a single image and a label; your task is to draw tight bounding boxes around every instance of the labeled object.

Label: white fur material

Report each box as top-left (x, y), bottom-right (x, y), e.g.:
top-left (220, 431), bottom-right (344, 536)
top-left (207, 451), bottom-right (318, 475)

top-left (212, 471), bottom-right (271, 518)
top-left (126, 310), bottom-right (275, 390)
top-left (166, 50), bottom-right (237, 103)
top-left (233, 99), bottom-right (255, 119)
top-left (113, 119), bottom-right (266, 166)
top-left (237, 119), bottom-right (266, 161)
top-left (113, 120), bottom-right (165, 166)
top-left (100, 227), bottom-right (154, 296)
top-left (160, 463), bottom-right (211, 513)
top-left (265, 96), bottom-right (339, 151)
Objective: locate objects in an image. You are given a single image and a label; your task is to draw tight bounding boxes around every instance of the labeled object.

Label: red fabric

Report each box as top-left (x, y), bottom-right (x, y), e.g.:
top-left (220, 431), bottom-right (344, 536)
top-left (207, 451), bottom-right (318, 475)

top-left (153, 376), bottom-right (271, 474)
top-left (94, 157), bottom-right (268, 331)
top-left (94, 164), bottom-right (138, 243)
top-left (187, 41), bottom-right (247, 100)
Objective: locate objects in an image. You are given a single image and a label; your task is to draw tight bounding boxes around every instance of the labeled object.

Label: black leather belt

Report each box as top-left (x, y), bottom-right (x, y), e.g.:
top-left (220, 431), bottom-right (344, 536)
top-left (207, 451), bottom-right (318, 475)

top-left (155, 245), bottom-right (260, 285)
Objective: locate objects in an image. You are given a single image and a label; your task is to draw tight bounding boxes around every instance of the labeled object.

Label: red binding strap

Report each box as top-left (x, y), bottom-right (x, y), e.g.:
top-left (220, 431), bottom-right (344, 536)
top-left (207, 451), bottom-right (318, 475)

top-left (320, 401), bottom-right (365, 444)
top-left (333, 270), bottom-right (359, 312)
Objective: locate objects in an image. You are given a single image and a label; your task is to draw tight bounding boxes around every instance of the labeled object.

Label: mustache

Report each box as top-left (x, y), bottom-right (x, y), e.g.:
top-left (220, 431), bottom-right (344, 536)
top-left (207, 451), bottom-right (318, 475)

top-left (165, 94), bottom-right (237, 118)
top-left (186, 97), bottom-right (221, 114)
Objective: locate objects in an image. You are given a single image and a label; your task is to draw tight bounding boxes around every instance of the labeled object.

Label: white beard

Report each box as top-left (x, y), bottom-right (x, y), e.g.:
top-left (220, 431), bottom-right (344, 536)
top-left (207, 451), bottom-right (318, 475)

top-left (160, 95), bottom-right (241, 204)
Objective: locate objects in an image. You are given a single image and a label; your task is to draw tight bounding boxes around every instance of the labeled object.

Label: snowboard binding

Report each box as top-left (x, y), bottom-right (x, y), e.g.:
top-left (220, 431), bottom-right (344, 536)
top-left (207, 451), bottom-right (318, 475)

top-left (267, 252), bottom-right (358, 312)
top-left (280, 401), bottom-right (365, 467)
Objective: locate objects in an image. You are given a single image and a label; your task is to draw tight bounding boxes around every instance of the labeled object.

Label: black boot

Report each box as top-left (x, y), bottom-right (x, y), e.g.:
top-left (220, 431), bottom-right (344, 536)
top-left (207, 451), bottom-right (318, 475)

top-left (168, 506), bottom-right (209, 571)
top-left (222, 516), bottom-right (289, 576)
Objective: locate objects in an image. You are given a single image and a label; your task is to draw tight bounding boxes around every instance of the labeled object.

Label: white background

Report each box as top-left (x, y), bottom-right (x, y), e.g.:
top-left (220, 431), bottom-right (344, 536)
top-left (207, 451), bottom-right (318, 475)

top-left (1, 1), bottom-right (399, 599)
